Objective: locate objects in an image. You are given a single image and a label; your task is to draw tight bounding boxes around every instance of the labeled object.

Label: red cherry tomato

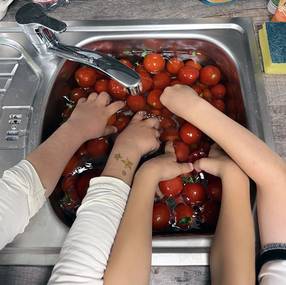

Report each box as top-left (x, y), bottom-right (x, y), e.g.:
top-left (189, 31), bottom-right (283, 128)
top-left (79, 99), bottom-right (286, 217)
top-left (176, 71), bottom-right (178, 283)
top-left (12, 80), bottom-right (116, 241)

top-left (77, 143), bottom-right (88, 157)
top-left (95, 79), bottom-right (108, 93)
top-left (143, 53), bottom-right (165, 73)
top-left (182, 183), bottom-right (207, 205)
top-left (185, 59), bottom-right (202, 70)
top-left (210, 83), bottom-right (226, 99)
top-left (147, 89), bottom-right (163, 109)
top-left (114, 114), bottom-right (130, 132)
top-left (86, 137), bottom-right (109, 158)
top-left (161, 107), bottom-right (173, 118)
top-left (174, 203), bottom-right (193, 229)
top-left (192, 84), bottom-right (203, 95)
top-left (212, 99), bottom-right (225, 113)
top-left (159, 176), bottom-right (183, 198)
top-left (152, 202), bottom-right (171, 231)
top-left (179, 123), bottom-right (202, 145)
top-left (62, 175), bottom-right (77, 193)
top-left (200, 65), bottom-right (221, 86)
top-left (138, 70), bottom-right (153, 93)
top-left (107, 113), bottom-right (117, 126)
top-left (119, 58), bottom-right (133, 68)
top-left (75, 66), bottom-right (98, 87)
top-left (160, 127), bottom-right (179, 142)
top-left (178, 66), bottom-right (199, 85)
top-left (63, 155), bottom-right (80, 176)
top-left (202, 88), bottom-right (213, 102)
top-left (170, 80), bottom-right (181, 86)
top-left (188, 147), bottom-right (208, 163)
top-left (160, 116), bottom-right (176, 129)
top-left (201, 200), bottom-right (220, 227)
top-left (153, 72), bottom-right (171, 89)
top-left (173, 140), bottom-right (190, 162)
top-left (207, 176), bottom-right (222, 202)
top-left (127, 95), bottom-right (146, 112)
top-left (148, 108), bottom-right (161, 117)
top-left (70, 88), bottom-right (87, 103)
top-left (108, 79), bottom-right (128, 99)
top-left (76, 171), bottom-right (98, 200)
top-left (166, 58), bottom-right (184, 74)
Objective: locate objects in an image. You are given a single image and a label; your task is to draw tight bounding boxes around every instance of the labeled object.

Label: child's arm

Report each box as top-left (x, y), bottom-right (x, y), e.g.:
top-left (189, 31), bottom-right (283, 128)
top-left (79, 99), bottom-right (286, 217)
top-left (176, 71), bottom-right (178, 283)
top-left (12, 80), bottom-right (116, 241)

top-left (161, 85), bottom-right (286, 246)
top-left (27, 92), bottom-right (124, 196)
top-left (48, 113), bottom-right (161, 285)
top-left (104, 142), bottom-right (192, 285)
top-left (196, 145), bottom-right (255, 285)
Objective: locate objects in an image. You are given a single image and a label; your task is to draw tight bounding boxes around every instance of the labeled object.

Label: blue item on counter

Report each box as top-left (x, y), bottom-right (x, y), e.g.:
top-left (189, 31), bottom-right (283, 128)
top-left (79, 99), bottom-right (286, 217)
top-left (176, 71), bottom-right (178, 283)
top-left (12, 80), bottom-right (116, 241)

top-left (200, 0), bottom-right (235, 5)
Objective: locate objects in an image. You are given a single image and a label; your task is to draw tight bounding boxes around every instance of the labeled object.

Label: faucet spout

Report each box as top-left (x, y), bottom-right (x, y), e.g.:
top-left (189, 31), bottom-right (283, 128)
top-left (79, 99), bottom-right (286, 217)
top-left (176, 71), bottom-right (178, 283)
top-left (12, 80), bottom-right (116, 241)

top-left (16, 3), bottom-right (141, 95)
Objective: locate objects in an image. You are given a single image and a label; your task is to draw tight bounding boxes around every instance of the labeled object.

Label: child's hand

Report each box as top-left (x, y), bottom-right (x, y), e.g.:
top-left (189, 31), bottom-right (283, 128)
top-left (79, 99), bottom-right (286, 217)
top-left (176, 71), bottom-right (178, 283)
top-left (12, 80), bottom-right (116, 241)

top-left (160, 84), bottom-right (202, 120)
top-left (66, 92), bottom-right (125, 142)
top-left (194, 144), bottom-right (242, 178)
top-left (137, 141), bottom-right (193, 183)
top-left (115, 112), bottom-right (161, 158)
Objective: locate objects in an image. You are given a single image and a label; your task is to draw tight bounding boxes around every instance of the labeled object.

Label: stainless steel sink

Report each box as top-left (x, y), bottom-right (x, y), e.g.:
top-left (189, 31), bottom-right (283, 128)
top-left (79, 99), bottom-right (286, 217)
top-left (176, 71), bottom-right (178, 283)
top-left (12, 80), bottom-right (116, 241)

top-left (0, 18), bottom-right (273, 266)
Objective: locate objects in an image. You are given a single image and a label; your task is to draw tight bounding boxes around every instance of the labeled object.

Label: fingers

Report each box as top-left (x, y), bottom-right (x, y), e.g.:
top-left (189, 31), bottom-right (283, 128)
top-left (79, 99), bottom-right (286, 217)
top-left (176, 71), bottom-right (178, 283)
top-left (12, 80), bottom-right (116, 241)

top-left (77, 97), bottom-right (87, 104)
top-left (103, 125), bottom-right (118, 136)
top-left (96, 92), bottom-right (111, 106)
top-left (87, 92), bottom-right (98, 101)
top-left (107, 100), bottom-right (125, 115)
top-left (194, 157), bottom-right (219, 176)
top-left (131, 111), bottom-right (146, 122)
top-left (177, 162), bottom-right (194, 175)
top-left (144, 117), bottom-right (160, 129)
top-left (165, 141), bottom-right (175, 154)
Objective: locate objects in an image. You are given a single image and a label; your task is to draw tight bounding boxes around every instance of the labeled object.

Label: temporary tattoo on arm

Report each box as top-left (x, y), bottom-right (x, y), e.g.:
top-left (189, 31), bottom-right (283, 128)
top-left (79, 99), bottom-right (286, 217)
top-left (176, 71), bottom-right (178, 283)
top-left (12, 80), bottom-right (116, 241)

top-left (114, 153), bottom-right (133, 176)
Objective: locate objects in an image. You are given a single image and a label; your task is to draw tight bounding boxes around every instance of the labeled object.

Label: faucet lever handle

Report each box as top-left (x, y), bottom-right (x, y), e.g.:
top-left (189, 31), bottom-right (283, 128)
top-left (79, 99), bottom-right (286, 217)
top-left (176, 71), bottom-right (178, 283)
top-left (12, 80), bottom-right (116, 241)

top-left (15, 3), bottom-right (67, 33)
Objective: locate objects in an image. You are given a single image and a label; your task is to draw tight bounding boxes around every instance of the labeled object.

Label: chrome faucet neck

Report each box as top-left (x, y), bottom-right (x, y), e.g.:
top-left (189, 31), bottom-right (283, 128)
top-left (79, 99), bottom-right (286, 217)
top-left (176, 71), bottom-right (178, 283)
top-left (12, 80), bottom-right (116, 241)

top-left (15, 3), bottom-right (141, 95)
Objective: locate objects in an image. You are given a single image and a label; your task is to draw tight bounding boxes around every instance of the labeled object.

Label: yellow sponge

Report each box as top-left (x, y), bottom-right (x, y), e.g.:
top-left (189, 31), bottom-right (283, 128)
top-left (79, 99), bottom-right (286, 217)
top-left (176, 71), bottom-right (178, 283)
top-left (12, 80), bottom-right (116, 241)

top-left (259, 22), bottom-right (286, 74)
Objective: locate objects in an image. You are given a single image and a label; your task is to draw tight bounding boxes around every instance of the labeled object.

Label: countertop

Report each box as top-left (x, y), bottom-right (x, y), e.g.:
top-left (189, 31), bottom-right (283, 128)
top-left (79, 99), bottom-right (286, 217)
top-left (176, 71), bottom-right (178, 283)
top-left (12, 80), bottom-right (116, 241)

top-left (1, 0), bottom-right (286, 284)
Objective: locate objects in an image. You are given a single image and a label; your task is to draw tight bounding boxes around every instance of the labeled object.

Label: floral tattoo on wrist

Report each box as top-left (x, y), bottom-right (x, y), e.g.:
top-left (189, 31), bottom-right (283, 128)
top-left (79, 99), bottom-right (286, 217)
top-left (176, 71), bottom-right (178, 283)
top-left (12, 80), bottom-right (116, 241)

top-left (114, 153), bottom-right (133, 176)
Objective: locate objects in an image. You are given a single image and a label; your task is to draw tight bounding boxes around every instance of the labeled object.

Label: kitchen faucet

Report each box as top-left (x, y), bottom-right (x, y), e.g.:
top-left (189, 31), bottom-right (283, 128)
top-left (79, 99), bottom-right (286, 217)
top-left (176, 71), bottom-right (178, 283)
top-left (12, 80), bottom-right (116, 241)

top-left (15, 3), bottom-right (141, 95)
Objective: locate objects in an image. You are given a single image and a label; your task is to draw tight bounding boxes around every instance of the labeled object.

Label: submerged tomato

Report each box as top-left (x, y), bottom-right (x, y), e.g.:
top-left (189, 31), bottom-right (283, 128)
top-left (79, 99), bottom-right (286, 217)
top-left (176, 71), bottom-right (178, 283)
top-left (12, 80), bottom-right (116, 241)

top-left (207, 175), bottom-right (222, 202)
top-left (153, 72), bottom-right (171, 89)
top-left (183, 183), bottom-right (207, 205)
top-left (160, 127), bottom-right (179, 142)
top-left (86, 137), bottom-right (109, 158)
top-left (114, 114), bottom-right (130, 132)
top-left (138, 70), bottom-right (153, 93)
top-left (166, 58), bottom-right (184, 74)
top-left (178, 66), bottom-right (199, 85)
top-left (212, 99), bottom-right (225, 113)
top-left (201, 200), bottom-right (220, 227)
top-left (179, 123), bottom-right (202, 145)
top-left (174, 203), bottom-right (193, 229)
top-left (119, 58), bottom-right (133, 68)
top-left (75, 66), bottom-right (98, 87)
top-left (63, 155), bottom-right (80, 176)
top-left (159, 176), bottom-right (183, 197)
top-left (108, 79), bottom-right (128, 99)
top-left (160, 116), bottom-right (176, 129)
top-left (147, 89), bottom-right (163, 109)
top-left (76, 170), bottom-right (98, 200)
top-left (200, 65), bottom-right (221, 86)
top-left (127, 95), bottom-right (146, 112)
top-left (152, 202), bottom-right (171, 231)
top-left (143, 53), bottom-right (165, 73)
top-left (70, 88), bottom-right (87, 103)
top-left (210, 83), bottom-right (226, 99)
top-left (174, 140), bottom-right (190, 162)
top-left (185, 59), bottom-right (202, 70)
top-left (95, 79), bottom-right (109, 93)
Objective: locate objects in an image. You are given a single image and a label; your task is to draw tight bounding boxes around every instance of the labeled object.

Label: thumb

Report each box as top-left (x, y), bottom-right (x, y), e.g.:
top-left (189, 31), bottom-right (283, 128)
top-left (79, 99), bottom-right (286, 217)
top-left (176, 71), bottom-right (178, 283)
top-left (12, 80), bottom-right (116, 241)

top-left (194, 157), bottom-right (220, 177)
top-left (103, 125), bottom-right (117, 136)
top-left (176, 162), bottom-right (194, 176)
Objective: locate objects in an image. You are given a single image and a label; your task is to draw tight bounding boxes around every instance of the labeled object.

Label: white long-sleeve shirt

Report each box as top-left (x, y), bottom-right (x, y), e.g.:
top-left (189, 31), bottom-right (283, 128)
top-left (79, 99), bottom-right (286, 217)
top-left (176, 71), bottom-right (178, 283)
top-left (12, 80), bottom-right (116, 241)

top-left (0, 160), bottom-right (286, 284)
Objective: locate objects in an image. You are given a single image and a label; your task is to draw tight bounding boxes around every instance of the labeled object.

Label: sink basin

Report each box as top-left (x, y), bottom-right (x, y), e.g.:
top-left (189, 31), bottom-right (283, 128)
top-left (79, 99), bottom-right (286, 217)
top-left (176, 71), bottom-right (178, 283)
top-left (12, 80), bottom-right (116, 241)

top-left (0, 18), bottom-right (273, 266)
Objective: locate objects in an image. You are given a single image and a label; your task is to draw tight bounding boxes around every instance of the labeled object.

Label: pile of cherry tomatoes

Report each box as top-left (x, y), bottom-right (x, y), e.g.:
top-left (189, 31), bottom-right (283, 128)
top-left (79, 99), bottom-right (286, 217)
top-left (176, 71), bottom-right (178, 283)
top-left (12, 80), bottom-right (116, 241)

top-left (57, 50), bottom-right (228, 233)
